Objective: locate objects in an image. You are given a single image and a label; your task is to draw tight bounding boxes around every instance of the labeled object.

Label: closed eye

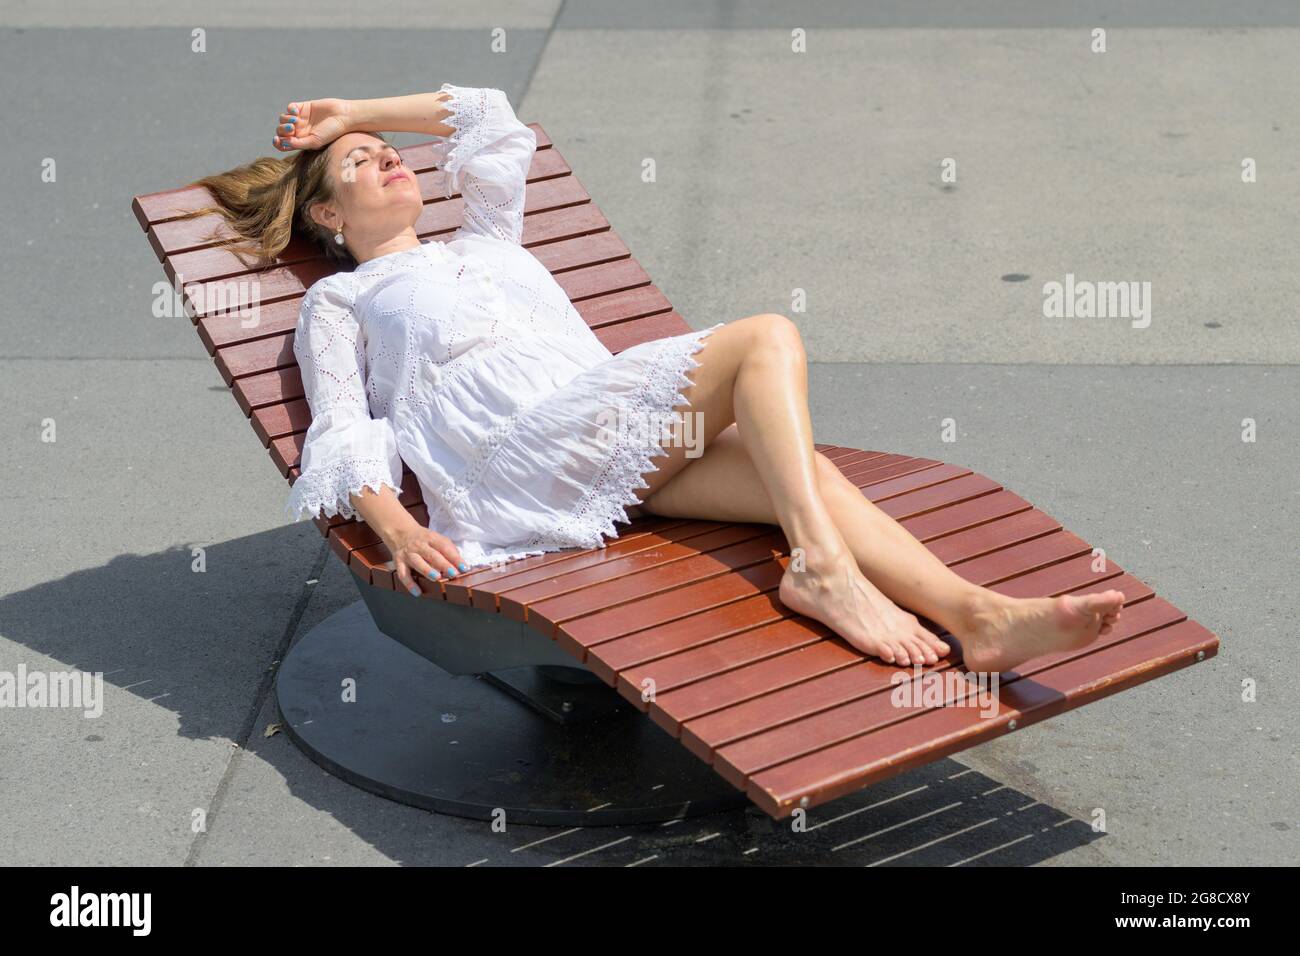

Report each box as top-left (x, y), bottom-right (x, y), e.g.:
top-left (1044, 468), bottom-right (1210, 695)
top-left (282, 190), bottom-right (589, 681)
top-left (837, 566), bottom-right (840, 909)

top-left (343, 146), bottom-right (400, 170)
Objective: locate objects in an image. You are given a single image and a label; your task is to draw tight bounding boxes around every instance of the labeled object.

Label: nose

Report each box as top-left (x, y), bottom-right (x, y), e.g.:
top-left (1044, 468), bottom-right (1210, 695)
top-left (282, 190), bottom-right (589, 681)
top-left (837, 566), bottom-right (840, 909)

top-left (381, 149), bottom-right (402, 170)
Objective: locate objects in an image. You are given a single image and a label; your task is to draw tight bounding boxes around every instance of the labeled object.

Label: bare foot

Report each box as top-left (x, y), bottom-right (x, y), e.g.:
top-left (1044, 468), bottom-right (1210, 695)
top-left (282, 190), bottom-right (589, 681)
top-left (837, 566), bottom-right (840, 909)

top-left (778, 545), bottom-right (951, 667)
top-left (959, 589), bottom-right (1125, 674)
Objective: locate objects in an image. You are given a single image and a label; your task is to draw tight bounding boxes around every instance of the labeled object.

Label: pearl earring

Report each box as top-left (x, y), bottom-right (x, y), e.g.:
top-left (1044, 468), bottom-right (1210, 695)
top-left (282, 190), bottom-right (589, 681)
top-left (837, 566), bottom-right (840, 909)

top-left (333, 227), bottom-right (346, 246)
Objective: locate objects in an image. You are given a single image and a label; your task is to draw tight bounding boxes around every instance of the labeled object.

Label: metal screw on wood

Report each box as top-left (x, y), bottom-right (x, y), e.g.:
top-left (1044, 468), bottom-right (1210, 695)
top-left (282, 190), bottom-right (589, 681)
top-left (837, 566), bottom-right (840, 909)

top-left (1196, 651), bottom-right (1205, 661)
top-left (1008, 719), bottom-right (1018, 731)
top-left (799, 796), bottom-right (810, 808)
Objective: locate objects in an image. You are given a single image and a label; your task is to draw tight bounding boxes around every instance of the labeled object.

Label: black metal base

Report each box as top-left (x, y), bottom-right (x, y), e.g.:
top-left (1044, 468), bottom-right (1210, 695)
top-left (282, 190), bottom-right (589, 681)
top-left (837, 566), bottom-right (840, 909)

top-left (481, 664), bottom-right (633, 725)
top-left (274, 600), bottom-right (750, 827)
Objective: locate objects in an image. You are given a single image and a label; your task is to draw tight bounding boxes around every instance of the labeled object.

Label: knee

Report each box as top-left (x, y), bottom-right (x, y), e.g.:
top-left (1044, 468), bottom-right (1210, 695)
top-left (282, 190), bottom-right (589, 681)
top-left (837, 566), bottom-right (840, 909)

top-left (746, 312), bottom-right (805, 360)
top-left (813, 450), bottom-right (840, 483)
top-left (814, 451), bottom-right (855, 494)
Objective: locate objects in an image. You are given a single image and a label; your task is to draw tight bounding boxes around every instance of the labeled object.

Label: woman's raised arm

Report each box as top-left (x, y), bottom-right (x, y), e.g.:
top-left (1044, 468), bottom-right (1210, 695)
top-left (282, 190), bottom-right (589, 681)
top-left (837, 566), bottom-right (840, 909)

top-left (274, 85), bottom-right (536, 246)
top-left (274, 91), bottom-right (456, 151)
top-left (344, 90), bottom-right (458, 137)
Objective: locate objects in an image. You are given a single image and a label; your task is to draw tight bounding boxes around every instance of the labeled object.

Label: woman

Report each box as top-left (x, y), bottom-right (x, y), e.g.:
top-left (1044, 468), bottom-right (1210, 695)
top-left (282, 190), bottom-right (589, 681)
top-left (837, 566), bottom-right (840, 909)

top-left (190, 82), bottom-right (1123, 673)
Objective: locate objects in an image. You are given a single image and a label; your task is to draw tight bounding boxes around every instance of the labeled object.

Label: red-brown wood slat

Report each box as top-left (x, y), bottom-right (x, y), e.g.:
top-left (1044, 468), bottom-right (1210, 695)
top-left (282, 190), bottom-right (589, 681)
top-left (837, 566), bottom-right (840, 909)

top-left (625, 528), bottom-right (1117, 738)
top-left (461, 521), bottom-right (724, 610)
top-left (686, 578), bottom-right (1161, 788)
top-left (714, 587), bottom-right (1178, 789)
top-left (441, 516), bottom-right (689, 605)
top-left (132, 121), bottom-right (1221, 822)
top-left (588, 490), bottom-right (1048, 692)
top-left (744, 616), bottom-right (1216, 817)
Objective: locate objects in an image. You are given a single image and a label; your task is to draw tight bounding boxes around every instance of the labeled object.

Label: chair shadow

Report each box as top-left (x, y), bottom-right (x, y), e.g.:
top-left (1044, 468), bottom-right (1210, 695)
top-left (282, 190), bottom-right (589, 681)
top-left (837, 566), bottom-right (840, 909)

top-left (0, 528), bottom-right (1103, 866)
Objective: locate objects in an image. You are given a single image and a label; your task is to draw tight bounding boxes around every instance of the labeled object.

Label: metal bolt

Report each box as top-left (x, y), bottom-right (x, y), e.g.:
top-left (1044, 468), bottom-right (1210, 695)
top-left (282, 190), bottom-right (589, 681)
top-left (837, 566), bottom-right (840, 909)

top-left (1008, 719), bottom-right (1018, 731)
top-left (561, 701), bottom-right (573, 713)
top-left (799, 796), bottom-right (810, 809)
top-left (1195, 651), bottom-right (1205, 662)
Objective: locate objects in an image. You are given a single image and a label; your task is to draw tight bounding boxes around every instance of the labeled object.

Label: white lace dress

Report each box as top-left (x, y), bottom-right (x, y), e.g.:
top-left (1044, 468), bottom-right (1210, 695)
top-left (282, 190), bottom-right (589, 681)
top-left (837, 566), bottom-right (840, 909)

top-left (284, 83), bottom-right (724, 570)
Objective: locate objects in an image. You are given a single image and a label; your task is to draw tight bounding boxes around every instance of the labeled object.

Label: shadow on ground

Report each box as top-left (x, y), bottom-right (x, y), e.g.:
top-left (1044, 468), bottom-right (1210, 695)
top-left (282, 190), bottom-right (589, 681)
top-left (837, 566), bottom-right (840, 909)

top-left (0, 531), bottom-right (1102, 866)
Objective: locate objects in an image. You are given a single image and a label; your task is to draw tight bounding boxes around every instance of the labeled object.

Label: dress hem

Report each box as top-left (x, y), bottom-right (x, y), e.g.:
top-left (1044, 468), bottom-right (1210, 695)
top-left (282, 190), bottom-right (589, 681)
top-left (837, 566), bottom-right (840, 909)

top-left (459, 322), bottom-right (727, 571)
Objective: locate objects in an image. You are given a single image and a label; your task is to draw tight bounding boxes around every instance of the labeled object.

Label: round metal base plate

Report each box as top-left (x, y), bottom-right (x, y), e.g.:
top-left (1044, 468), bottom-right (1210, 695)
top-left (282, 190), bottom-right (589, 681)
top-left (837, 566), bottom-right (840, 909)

top-left (275, 601), bottom-right (749, 827)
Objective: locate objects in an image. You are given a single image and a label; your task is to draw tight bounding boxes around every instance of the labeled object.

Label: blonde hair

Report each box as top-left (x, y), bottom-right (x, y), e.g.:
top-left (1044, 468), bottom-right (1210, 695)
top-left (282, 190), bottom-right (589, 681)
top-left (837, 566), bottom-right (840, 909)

top-left (174, 131), bottom-right (389, 269)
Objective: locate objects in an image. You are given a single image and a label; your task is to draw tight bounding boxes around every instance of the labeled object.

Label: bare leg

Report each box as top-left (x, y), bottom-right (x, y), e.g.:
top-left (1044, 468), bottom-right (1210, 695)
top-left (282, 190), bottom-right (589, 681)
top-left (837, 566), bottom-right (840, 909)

top-left (634, 315), bottom-right (1124, 671)
top-left (633, 315), bottom-right (936, 664)
top-left (642, 425), bottom-right (1124, 671)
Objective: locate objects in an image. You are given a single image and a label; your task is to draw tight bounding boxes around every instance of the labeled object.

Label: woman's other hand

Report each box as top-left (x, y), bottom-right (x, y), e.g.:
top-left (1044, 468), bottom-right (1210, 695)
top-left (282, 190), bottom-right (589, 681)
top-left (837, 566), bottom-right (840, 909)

top-left (274, 99), bottom-right (353, 152)
top-left (387, 525), bottom-right (470, 596)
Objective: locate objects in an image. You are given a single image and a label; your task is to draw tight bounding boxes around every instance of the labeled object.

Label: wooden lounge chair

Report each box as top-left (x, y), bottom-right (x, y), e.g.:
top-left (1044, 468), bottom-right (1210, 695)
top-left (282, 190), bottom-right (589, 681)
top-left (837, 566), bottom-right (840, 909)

top-left (131, 122), bottom-right (1220, 825)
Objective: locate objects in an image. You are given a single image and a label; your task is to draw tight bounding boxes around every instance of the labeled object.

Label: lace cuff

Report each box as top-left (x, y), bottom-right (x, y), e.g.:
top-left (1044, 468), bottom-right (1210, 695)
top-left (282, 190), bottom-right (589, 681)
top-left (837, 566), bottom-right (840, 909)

top-left (431, 83), bottom-right (534, 199)
top-left (285, 456), bottom-right (403, 523)
top-left (284, 405), bottom-right (405, 523)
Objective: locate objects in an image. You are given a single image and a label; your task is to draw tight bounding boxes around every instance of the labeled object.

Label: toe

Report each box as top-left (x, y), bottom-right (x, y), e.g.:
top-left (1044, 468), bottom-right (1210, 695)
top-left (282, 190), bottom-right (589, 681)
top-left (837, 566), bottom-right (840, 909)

top-left (921, 628), bottom-right (950, 657)
top-left (911, 637), bottom-right (937, 665)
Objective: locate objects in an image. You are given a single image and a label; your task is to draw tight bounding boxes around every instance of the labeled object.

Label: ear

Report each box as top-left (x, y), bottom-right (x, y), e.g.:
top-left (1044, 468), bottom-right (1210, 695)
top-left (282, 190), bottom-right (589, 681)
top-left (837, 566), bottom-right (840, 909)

top-left (306, 199), bottom-right (339, 232)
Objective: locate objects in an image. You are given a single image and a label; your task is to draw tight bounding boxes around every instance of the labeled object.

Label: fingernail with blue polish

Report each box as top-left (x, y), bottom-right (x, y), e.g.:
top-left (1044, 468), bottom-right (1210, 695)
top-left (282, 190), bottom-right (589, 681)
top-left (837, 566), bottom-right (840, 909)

top-left (427, 569), bottom-right (440, 580)
top-left (282, 124), bottom-right (293, 132)
top-left (445, 567), bottom-right (457, 578)
top-left (458, 563), bottom-right (469, 572)
top-left (408, 585), bottom-right (421, 596)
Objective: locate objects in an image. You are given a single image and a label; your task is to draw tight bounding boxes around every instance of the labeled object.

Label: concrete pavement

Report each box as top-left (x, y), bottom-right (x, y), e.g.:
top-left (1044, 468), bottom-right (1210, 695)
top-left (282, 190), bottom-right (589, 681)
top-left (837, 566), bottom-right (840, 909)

top-left (1, 2), bottom-right (1295, 866)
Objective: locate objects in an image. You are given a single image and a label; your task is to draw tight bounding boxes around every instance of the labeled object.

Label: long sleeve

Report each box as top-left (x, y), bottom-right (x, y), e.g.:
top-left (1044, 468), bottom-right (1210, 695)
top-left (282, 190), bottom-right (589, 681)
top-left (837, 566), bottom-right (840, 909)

top-left (284, 279), bottom-right (405, 524)
top-left (430, 83), bottom-right (538, 245)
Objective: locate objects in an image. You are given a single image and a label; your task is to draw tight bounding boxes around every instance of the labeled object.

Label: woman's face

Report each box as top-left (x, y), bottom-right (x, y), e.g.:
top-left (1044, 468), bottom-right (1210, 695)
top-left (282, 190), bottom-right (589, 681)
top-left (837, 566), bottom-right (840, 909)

top-left (314, 132), bottom-right (422, 243)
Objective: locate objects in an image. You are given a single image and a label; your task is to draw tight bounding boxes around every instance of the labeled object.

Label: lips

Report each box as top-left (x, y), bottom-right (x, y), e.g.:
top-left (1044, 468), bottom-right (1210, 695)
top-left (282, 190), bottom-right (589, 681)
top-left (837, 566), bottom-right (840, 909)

top-left (383, 171), bottom-right (408, 187)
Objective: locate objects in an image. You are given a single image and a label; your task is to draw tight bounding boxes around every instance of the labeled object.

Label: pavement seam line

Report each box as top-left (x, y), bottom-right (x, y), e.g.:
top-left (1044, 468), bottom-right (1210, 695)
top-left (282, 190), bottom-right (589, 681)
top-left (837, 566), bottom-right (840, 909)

top-left (183, 535), bottom-right (333, 866)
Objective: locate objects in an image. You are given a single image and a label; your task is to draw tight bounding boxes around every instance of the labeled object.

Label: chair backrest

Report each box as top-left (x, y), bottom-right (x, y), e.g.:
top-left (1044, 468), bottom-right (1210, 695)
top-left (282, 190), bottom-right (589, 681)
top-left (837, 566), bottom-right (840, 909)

top-left (130, 123), bottom-right (691, 545)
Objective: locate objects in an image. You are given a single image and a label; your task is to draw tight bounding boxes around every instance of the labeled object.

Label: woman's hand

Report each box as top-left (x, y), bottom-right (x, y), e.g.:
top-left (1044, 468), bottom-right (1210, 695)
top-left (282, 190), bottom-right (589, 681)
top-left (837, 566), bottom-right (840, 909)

top-left (274, 98), bottom-right (353, 152)
top-left (386, 525), bottom-right (470, 595)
